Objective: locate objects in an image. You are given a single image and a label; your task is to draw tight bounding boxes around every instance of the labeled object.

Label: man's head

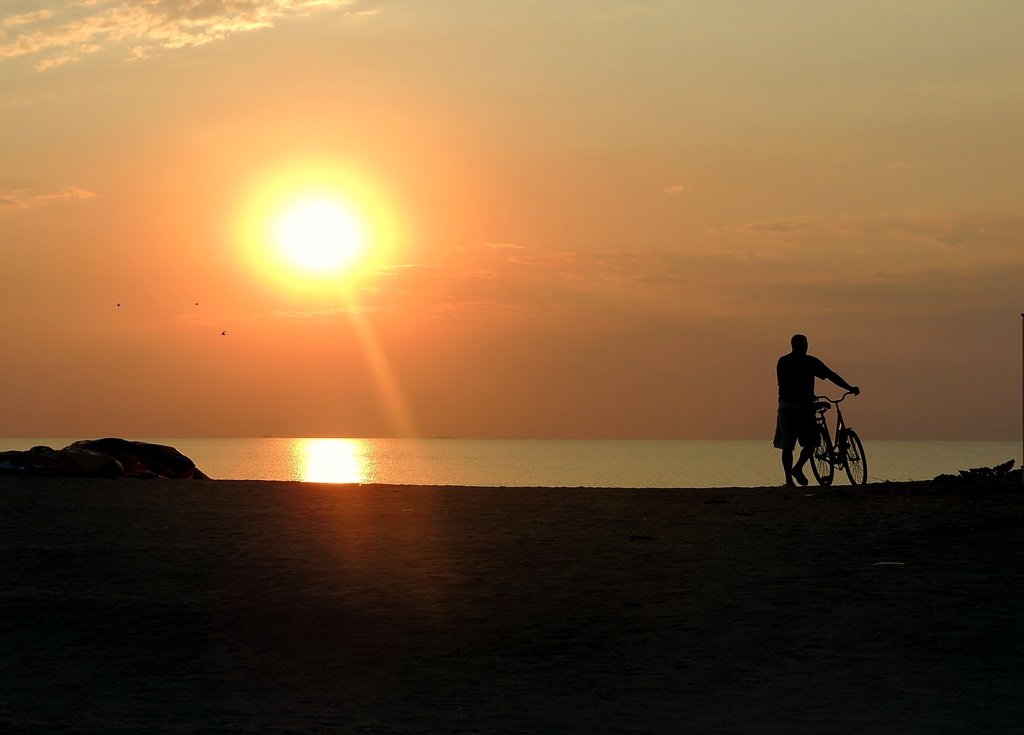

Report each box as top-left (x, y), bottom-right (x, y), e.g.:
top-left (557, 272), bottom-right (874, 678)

top-left (791, 334), bottom-right (808, 354)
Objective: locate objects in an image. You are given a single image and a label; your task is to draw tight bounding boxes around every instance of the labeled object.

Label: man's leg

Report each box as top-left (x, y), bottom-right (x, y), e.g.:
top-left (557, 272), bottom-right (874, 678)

top-left (791, 444), bottom-right (812, 486)
top-left (781, 448), bottom-right (795, 486)
top-left (789, 408), bottom-right (816, 486)
top-left (775, 406), bottom-right (795, 486)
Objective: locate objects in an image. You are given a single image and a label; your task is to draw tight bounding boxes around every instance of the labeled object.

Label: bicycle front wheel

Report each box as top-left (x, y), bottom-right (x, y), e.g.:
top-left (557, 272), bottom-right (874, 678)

top-left (810, 426), bottom-right (835, 487)
top-left (841, 429), bottom-right (868, 485)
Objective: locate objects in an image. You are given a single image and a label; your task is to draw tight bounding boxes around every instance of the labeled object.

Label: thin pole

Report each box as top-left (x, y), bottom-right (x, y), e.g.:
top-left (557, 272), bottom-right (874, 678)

top-left (1021, 313), bottom-right (1023, 484)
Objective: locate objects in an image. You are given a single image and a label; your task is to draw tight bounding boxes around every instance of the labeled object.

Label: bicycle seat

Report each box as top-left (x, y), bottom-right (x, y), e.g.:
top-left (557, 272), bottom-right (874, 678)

top-left (813, 401), bottom-right (831, 413)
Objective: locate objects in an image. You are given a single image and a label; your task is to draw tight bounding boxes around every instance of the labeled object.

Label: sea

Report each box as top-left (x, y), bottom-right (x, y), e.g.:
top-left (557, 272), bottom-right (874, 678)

top-left (1, 438), bottom-right (1020, 488)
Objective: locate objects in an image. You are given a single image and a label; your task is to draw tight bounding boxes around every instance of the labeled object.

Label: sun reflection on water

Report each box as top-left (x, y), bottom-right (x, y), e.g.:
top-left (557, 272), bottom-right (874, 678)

top-left (296, 438), bottom-right (369, 484)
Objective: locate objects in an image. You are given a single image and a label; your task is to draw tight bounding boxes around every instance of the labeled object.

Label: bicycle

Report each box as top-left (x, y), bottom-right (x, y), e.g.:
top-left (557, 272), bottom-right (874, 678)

top-left (809, 391), bottom-right (867, 486)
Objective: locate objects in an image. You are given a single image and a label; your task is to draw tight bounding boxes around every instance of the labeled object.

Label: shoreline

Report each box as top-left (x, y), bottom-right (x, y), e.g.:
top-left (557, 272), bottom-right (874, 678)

top-left (2, 474), bottom-right (1022, 733)
top-left (6, 436), bottom-right (1020, 489)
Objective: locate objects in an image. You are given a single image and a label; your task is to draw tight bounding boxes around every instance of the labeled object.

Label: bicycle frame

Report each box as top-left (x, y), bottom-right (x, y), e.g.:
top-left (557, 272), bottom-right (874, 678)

top-left (815, 397), bottom-right (849, 451)
top-left (811, 391), bottom-right (867, 486)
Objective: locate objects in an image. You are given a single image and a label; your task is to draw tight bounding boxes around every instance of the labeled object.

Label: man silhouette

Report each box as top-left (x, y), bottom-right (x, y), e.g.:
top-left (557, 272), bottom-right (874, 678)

top-left (775, 334), bottom-right (859, 487)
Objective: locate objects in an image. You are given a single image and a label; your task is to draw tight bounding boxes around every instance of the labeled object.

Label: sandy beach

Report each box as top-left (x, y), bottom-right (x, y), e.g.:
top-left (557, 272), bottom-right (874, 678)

top-left (1, 475), bottom-right (1022, 734)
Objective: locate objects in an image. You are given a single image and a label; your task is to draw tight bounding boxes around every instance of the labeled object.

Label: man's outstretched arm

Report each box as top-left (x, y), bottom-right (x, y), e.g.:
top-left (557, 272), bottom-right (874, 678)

top-left (824, 368), bottom-right (860, 395)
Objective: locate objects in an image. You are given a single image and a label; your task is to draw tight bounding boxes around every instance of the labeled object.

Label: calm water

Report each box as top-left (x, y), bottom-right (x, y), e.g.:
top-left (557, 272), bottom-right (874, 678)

top-left (2, 438), bottom-right (1020, 488)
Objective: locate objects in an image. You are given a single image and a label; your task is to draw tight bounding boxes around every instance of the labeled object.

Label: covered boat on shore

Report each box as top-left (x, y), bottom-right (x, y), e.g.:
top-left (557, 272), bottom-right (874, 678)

top-left (0, 438), bottom-right (208, 479)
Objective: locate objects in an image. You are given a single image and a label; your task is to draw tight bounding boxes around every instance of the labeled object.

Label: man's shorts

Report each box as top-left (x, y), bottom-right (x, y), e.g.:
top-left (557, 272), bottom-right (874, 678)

top-left (773, 402), bottom-right (817, 451)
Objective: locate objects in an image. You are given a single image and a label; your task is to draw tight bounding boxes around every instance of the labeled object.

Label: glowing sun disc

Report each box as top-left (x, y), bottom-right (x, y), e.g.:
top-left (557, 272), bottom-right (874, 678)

top-left (274, 199), bottom-right (363, 273)
top-left (235, 162), bottom-right (406, 296)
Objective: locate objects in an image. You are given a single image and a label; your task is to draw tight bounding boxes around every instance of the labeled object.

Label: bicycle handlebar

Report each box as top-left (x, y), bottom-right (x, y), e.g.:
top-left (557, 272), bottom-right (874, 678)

top-left (814, 390), bottom-right (859, 405)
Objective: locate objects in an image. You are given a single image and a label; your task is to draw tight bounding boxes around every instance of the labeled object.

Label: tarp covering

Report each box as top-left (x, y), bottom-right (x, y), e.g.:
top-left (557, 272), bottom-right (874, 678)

top-left (0, 439), bottom-right (208, 479)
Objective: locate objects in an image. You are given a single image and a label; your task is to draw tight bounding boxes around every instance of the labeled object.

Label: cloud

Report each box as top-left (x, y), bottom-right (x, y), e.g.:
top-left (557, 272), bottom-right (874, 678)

top-left (33, 186), bottom-right (98, 202)
top-left (712, 211), bottom-right (1024, 258)
top-left (0, 185), bottom-right (98, 211)
top-left (1, 10), bottom-right (55, 28)
top-left (0, 0), bottom-right (359, 70)
top-left (35, 54), bottom-right (80, 71)
top-left (698, 210), bottom-right (1024, 321)
top-left (662, 183), bottom-right (694, 195)
top-left (481, 242), bottom-right (527, 250)
top-left (354, 209), bottom-right (1024, 329)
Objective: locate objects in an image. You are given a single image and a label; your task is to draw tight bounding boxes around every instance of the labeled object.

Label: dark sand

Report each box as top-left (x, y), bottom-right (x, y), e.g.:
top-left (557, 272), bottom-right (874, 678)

top-left (1, 475), bottom-right (1022, 734)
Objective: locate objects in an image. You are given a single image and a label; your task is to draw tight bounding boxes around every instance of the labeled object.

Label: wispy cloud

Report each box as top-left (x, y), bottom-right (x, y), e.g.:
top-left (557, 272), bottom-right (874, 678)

top-left (0, 186), bottom-right (97, 211)
top-left (1, 10), bottom-right (56, 28)
top-left (712, 211), bottom-right (1024, 256)
top-left (662, 183), bottom-right (694, 195)
top-left (346, 210), bottom-right (1024, 326)
top-left (0, 0), bottom-right (360, 71)
top-left (480, 242), bottom-right (527, 250)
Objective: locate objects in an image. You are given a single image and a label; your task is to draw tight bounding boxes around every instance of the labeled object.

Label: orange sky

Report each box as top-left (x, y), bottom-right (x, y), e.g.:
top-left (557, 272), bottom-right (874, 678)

top-left (1, 1), bottom-right (1022, 439)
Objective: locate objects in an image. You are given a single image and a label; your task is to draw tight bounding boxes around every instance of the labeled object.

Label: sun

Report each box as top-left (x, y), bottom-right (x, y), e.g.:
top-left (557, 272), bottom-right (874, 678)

top-left (274, 198), bottom-right (363, 274)
top-left (235, 162), bottom-right (403, 295)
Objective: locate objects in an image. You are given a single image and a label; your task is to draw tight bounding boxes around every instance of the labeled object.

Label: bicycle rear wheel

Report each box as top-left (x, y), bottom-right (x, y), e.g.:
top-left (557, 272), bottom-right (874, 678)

top-left (840, 429), bottom-right (868, 485)
top-left (810, 425), bottom-right (834, 486)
